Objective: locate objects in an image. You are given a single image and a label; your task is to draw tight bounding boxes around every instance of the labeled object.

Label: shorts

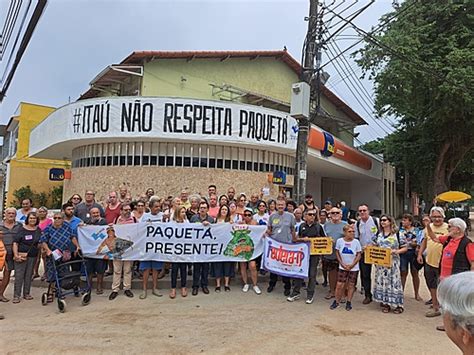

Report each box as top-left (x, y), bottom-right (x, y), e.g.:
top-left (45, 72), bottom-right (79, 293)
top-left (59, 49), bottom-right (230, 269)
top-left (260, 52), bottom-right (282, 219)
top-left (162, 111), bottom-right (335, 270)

top-left (424, 264), bottom-right (439, 289)
top-left (337, 269), bottom-right (359, 285)
top-left (4, 246), bottom-right (14, 271)
top-left (323, 258), bottom-right (339, 271)
top-left (400, 249), bottom-right (416, 273)
top-left (86, 258), bottom-right (107, 275)
top-left (139, 261), bottom-right (163, 271)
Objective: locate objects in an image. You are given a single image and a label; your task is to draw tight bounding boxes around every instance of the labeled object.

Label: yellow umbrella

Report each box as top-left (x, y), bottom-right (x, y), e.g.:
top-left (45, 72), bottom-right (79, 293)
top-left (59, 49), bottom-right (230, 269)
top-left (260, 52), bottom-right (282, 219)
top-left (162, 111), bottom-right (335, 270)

top-left (435, 191), bottom-right (472, 203)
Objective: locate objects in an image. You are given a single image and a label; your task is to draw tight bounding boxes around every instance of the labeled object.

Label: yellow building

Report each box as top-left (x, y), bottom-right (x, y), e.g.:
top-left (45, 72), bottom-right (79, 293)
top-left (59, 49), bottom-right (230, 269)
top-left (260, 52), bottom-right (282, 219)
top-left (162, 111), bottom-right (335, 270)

top-left (1, 102), bottom-right (70, 208)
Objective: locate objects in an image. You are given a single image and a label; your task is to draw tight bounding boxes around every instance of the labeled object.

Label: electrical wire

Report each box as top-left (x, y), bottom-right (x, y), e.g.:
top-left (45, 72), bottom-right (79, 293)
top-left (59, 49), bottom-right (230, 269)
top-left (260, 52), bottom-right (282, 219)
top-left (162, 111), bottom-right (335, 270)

top-left (327, 39), bottom-right (395, 132)
top-left (1, 0), bottom-right (22, 60)
top-left (1, 0), bottom-right (32, 84)
top-left (320, 0), bottom-right (417, 70)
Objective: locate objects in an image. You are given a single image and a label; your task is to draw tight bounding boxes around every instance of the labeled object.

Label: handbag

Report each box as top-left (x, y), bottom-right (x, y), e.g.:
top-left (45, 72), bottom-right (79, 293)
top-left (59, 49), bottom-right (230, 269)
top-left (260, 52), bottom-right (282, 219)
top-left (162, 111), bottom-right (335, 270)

top-left (16, 238), bottom-right (37, 262)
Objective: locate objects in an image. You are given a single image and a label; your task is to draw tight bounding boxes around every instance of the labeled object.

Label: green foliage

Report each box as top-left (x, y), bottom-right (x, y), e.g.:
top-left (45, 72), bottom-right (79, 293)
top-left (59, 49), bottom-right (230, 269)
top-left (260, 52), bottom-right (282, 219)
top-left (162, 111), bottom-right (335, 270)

top-left (12, 186), bottom-right (35, 208)
top-left (51, 185), bottom-right (63, 209)
top-left (12, 185), bottom-right (64, 209)
top-left (355, 0), bottom-right (474, 201)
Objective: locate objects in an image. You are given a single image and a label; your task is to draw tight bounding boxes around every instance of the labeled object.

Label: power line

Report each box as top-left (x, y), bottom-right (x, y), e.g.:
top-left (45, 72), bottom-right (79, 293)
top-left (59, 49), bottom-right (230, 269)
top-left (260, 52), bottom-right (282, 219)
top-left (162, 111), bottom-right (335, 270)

top-left (327, 39), bottom-right (394, 132)
top-left (324, 3), bottom-right (472, 93)
top-left (1, 0), bottom-right (33, 84)
top-left (0, 0), bottom-right (23, 60)
top-left (326, 44), bottom-right (392, 136)
top-left (320, 0), bottom-right (418, 70)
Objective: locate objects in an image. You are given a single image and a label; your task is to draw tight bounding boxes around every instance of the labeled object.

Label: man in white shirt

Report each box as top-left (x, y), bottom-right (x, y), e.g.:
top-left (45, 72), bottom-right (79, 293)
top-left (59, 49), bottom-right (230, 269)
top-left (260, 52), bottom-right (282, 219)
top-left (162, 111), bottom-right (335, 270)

top-left (354, 203), bottom-right (379, 304)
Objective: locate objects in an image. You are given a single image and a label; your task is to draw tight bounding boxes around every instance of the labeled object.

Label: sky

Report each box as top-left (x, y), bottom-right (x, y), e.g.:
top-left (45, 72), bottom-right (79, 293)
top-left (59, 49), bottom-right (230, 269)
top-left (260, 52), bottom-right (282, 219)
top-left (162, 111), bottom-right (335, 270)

top-left (0, 0), bottom-right (398, 144)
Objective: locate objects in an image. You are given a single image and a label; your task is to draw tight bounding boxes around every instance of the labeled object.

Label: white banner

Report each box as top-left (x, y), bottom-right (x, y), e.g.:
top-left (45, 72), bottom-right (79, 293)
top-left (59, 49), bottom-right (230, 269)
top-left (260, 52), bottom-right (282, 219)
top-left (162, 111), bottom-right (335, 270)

top-left (262, 238), bottom-right (309, 279)
top-left (78, 222), bottom-right (266, 262)
top-left (30, 96), bottom-right (298, 159)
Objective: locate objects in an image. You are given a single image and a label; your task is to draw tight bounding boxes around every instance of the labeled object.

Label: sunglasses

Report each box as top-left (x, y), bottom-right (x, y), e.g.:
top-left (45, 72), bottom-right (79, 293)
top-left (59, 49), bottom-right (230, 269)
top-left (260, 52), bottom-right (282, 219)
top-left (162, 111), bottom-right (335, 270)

top-left (380, 218), bottom-right (389, 222)
top-left (330, 212), bottom-right (340, 215)
top-left (307, 213), bottom-right (316, 216)
top-left (358, 209), bottom-right (368, 212)
top-left (53, 217), bottom-right (63, 220)
top-left (244, 213), bottom-right (252, 217)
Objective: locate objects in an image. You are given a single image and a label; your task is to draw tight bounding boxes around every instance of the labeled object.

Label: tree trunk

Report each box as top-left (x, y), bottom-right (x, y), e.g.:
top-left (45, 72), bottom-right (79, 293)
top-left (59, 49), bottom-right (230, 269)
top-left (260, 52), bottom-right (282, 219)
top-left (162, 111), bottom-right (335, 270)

top-left (432, 140), bottom-right (474, 197)
top-left (432, 142), bottom-right (451, 196)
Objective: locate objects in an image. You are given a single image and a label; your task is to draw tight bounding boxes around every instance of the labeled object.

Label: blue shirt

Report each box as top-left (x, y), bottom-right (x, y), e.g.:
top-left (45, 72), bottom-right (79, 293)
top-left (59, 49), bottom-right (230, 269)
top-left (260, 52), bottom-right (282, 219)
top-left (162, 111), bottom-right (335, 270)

top-left (64, 217), bottom-right (82, 251)
top-left (40, 223), bottom-right (75, 252)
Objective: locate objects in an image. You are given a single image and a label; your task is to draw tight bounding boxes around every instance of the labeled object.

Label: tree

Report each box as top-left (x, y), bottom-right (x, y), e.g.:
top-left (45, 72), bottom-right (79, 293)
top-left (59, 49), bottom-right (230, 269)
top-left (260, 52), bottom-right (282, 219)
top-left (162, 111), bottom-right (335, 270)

top-left (355, 0), bottom-right (474, 202)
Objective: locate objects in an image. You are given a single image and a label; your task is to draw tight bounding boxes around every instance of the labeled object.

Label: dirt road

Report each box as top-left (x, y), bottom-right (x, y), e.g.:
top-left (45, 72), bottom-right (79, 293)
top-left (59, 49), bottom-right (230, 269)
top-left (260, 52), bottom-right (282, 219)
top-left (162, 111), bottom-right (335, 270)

top-left (0, 278), bottom-right (458, 354)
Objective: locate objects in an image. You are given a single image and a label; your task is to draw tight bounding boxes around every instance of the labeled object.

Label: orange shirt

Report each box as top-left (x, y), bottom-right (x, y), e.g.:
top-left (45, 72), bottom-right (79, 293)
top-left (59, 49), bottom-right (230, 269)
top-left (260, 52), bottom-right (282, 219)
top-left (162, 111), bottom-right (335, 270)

top-left (439, 236), bottom-right (474, 279)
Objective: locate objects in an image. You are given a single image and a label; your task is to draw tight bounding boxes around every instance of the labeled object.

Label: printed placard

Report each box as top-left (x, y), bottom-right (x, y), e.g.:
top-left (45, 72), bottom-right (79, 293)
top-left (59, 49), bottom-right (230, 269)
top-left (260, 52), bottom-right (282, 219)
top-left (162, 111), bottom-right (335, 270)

top-left (262, 238), bottom-right (309, 279)
top-left (310, 237), bottom-right (333, 255)
top-left (364, 246), bottom-right (392, 267)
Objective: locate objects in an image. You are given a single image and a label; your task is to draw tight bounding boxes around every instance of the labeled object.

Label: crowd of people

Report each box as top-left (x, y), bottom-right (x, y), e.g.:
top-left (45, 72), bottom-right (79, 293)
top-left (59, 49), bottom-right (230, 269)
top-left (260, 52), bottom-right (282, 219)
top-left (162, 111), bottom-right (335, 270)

top-left (0, 184), bottom-right (472, 337)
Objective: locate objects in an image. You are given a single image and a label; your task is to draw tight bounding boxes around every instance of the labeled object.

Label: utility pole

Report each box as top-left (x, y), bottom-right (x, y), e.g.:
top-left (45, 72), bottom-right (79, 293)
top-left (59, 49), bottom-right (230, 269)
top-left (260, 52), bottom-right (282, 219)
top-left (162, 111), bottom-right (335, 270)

top-left (294, 0), bottom-right (322, 204)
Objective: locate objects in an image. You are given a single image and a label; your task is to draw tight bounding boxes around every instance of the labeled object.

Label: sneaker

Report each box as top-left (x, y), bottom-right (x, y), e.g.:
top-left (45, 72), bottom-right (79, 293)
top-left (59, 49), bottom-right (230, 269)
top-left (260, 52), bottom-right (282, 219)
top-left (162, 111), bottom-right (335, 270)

top-left (306, 297), bottom-right (314, 304)
top-left (242, 284), bottom-right (250, 293)
top-left (287, 294), bottom-right (300, 302)
top-left (345, 301), bottom-right (352, 311)
top-left (253, 285), bottom-right (262, 295)
top-left (330, 300), bottom-right (339, 310)
top-left (425, 309), bottom-right (441, 318)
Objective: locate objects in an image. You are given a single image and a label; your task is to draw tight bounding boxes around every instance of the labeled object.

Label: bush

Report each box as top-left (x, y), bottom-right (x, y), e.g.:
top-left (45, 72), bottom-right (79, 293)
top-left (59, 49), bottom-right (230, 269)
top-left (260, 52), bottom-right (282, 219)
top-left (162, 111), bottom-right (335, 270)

top-left (12, 185), bottom-right (64, 209)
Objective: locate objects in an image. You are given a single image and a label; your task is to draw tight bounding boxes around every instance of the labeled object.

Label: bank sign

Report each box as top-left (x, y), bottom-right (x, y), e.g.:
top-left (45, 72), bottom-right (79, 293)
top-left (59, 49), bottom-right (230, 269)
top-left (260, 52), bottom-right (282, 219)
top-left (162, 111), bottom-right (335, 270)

top-left (29, 97), bottom-right (298, 159)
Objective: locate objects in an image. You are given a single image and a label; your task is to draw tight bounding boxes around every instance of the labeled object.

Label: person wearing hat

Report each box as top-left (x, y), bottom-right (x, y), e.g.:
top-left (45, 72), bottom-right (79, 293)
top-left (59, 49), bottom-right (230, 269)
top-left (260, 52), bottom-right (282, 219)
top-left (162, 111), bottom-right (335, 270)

top-left (299, 194), bottom-right (316, 212)
top-left (323, 200), bottom-right (333, 214)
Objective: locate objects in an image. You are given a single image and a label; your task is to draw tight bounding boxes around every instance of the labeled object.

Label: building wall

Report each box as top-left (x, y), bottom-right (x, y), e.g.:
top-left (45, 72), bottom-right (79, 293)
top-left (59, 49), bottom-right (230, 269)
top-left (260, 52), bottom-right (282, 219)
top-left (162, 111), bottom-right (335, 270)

top-left (63, 166), bottom-right (292, 204)
top-left (351, 178), bottom-right (383, 214)
top-left (141, 57), bottom-right (297, 104)
top-left (141, 57), bottom-right (356, 146)
top-left (5, 103), bottom-right (70, 207)
top-left (5, 160), bottom-right (67, 207)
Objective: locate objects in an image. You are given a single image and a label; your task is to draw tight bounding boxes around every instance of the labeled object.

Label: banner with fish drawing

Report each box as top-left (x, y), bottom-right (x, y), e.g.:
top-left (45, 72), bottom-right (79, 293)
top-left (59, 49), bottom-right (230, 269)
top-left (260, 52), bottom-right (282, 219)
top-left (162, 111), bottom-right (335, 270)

top-left (78, 222), bottom-right (266, 262)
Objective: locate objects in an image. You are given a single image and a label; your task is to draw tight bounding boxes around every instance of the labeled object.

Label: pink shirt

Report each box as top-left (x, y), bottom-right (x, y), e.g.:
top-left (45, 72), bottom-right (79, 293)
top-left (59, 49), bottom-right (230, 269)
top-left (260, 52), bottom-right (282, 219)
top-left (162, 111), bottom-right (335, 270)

top-left (209, 206), bottom-right (219, 219)
top-left (39, 218), bottom-right (52, 231)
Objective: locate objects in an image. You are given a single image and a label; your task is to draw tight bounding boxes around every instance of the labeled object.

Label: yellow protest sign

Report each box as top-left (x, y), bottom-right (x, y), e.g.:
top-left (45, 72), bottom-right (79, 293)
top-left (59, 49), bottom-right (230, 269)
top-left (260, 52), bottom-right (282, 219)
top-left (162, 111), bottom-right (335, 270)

top-left (310, 237), bottom-right (333, 255)
top-left (364, 246), bottom-right (392, 267)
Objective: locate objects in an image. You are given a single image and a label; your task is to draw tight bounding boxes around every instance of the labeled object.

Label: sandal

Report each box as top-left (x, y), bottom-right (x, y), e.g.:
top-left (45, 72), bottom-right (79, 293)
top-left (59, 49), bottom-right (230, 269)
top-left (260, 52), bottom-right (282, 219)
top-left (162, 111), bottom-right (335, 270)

top-left (382, 305), bottom-right (391, 313)
top-left (170, 289), bottom-right (176, 299)
top-left (324, 294), bottom-right (334, 300)
top-left (96, 289), bottom-right (104, 295)
top-left (393, 307), bottom-right (404, 314)
top-left (0, 296), bottom-right (10, 302)
top-left (12, 297), bottom-right (20, 304)
top-left (23, 295), bottom-right (34, 300)
top-left (181, 288), bottom-right (187, 297)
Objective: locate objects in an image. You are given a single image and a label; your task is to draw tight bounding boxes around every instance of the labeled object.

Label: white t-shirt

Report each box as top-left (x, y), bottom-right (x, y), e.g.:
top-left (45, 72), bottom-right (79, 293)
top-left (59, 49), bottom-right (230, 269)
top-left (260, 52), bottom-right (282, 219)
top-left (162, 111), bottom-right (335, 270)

top-left (335, 238), bottom-right (362, 271)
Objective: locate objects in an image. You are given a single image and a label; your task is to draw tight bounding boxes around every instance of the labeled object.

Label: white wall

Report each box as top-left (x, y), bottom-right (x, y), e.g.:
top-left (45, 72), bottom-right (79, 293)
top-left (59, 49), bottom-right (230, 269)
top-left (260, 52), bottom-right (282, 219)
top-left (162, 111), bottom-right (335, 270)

top-left (351, 178), bottom-right (383, 214)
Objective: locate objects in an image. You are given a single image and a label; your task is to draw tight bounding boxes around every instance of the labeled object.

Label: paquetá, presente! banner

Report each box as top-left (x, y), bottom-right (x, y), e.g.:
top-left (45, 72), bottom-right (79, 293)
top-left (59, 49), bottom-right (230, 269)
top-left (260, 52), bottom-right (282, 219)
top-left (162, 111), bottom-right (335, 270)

top-left (78, 222), bottom-right (266, 262)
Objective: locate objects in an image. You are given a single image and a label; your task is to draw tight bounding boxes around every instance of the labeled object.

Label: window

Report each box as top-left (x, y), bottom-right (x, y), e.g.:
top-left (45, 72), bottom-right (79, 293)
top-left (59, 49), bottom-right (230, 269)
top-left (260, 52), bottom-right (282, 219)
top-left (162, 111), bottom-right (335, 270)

top-left (71, 142), bottom-right (293, 175)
